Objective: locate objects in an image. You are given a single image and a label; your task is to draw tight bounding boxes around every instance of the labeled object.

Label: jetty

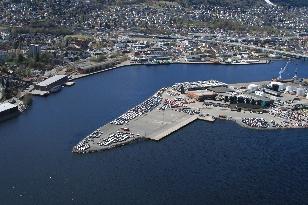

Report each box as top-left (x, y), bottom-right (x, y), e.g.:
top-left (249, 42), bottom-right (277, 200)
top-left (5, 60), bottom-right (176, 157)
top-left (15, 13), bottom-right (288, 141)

top-left (73, 79), bottom-right (308, 154)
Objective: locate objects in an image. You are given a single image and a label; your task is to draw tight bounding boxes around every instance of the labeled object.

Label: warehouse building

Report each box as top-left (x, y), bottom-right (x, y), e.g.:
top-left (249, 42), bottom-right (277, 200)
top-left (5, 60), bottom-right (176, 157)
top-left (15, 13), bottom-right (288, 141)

top-left (223, 94), bottom-right (273, 108)
top-left (264, 88), bottom-right (281, 97)
top-left (207, 86), bottom-right (233, 93)
top-left (187, 90), bottom-right (217, 102)
top-left (0, 103), bottom-right (19, 121)
top-left (35, 75), bottom-right (68, 91)
top-left (77, 60), bottom-right (120, 74)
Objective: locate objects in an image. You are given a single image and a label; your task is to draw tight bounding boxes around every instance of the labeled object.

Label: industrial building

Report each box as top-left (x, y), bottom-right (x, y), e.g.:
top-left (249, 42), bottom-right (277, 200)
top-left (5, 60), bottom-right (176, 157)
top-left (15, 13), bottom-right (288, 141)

top-left (0, 103), bottom-right (19, 121)
top-left (77, 60), bottom-right (120, 74)
top-left (264, 88), bottom-right (281, 97)
top-left (35, 75), bottom-right (68, 91)
top-left (207, 86), bottom-right (233, 93)
top-left (187, 90), bottom-right (217, 102)
top-left (247, 84), bottom-right (259, 91)
top-left (223, 94), bottom-right (274, 108)
top-left (270, 81), bottom-right (285, 92)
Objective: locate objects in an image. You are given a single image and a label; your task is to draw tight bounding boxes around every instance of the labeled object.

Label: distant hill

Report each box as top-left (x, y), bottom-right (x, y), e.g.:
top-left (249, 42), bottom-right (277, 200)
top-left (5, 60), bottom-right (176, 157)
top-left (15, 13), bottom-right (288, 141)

top-left (179, 0), bottom-right (264, 7)
top-left (184, 0), bottom-right (308, 7)
top-left (104, 0), bottom-right (263, 7)
top-left (271, 0), bottom-right (308, 7)
top-left (103, 0), bottom-right (308, 7)
top-left (12, 0), bottom-right (307, 7)
top-left (9, 0), bottom-right (308, 7)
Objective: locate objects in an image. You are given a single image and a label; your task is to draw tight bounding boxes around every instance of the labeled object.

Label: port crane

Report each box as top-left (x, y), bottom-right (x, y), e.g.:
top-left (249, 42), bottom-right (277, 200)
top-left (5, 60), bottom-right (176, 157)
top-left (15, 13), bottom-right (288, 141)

top-left (277, 61), bottom-right (290, 80)
top-left (293, 67), bottom-right (298, 80)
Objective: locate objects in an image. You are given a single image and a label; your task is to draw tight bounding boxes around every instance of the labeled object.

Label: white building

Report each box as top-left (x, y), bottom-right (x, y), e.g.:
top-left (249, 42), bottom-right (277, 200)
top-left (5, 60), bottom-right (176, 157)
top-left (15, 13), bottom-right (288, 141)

top-left (35, 75), bottom-right (68, 91)
top-left (296, 87), bottom-right (305, 97)
top-left (29, 44), bottom-right (41, 58)
top-left (248, 84), bottom-right (259, 91)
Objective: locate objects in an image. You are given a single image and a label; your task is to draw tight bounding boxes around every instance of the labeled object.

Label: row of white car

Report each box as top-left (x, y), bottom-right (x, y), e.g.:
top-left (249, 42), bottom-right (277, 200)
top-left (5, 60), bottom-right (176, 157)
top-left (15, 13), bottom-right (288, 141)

top-left (172, 80), bottom-right (227, 92)
top-left (159, 98), bottom-right (185, 111)
top-left (241, 118), bottom-right (270, 128)
top-left (97, 131), bottom-right (134, 146)
top-left (88, 129), bottom-right (103, 139)
top-left (73, 129), bottom-right (103, 153)
top-left (73, 138), bottom-right (91, 153)
top-left (110, 95), bottom-right (162, 125)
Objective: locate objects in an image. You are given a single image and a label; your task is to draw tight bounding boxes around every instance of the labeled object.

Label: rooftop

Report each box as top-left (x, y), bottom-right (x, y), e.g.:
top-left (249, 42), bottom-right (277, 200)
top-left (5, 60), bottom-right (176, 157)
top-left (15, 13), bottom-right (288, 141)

top-left (36, 75), bottom-right (67, 87)
top-left (207, 86), bottom-right (233, 93)
top-left (0, 103), bottom-right (17, 113)
top-left (187, 90), bottom-right (216, 96)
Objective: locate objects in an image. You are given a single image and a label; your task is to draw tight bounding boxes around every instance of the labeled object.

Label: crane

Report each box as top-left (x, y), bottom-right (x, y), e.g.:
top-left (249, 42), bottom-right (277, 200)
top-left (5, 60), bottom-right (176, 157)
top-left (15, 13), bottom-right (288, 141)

top-left (293, 67), bottom-right (298, 80)
top-left (277, 61), bottom-right (290, 80)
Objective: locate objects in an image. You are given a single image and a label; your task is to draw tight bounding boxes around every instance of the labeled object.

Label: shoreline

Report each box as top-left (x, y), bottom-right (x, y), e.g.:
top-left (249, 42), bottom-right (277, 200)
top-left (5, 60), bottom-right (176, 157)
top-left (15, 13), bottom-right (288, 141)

top-left (72, 79), bottom-right (308, 154)
top-left (70, 59), bottom-right (271, 80)
top-left (72, 117), bottom-right (307, 155)
top-left (1, 59), bottom-right (306, 125)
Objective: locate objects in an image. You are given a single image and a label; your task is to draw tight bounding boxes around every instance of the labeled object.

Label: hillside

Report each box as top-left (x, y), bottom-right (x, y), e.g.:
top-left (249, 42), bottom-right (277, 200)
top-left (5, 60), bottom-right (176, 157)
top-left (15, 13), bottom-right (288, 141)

top-left (106, 0), bottom-right (262, 7)
top-left (105, 0), bottom-right (308, 7)
top-left (10, 0), bottom-right (308, 7)
top-left (271, 0), bottom-right (308, 7)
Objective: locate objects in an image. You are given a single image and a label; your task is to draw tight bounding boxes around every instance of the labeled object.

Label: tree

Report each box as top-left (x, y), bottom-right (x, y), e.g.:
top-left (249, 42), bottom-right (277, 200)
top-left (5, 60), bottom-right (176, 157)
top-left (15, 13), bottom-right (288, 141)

top-left (17, 54), bottom-right (25, 63)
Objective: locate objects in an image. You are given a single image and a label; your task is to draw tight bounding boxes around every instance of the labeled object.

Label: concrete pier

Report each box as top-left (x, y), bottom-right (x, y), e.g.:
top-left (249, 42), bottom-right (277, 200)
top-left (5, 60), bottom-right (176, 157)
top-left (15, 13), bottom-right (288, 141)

top-left (72, 108), bottom-right (217, 154)
top-left (73, 79), bottom-right (308, 154)
top-left (146, 115), bottom-right (198, 141)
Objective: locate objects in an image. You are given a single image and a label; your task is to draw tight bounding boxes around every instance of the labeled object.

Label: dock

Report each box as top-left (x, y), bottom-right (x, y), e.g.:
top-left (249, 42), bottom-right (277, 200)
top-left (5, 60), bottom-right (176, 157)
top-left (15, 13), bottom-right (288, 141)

top-left (145, 114), bottom-right (198, 141)
top-left (29, 90), bottom-right (49, 96)
top-left (73, 79), bottom-right (308, 154)
top-left (72, 107), bottom-right (216, 153)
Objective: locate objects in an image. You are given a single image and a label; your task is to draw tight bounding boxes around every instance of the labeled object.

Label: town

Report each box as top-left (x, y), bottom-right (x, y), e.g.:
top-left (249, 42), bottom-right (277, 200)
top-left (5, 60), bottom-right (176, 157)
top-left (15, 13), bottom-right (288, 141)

top-left (1, 2), bottom-right (308, 204)
top-left (0, 1), bottom-right (308, 121)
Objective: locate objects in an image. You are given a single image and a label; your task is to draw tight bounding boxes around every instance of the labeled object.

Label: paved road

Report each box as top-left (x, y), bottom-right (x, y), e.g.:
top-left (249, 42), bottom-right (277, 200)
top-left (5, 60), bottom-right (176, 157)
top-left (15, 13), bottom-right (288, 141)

top-left (264, 0), bottom-right (276, 6)
top-left (203, 40), bottom-right (308, 58)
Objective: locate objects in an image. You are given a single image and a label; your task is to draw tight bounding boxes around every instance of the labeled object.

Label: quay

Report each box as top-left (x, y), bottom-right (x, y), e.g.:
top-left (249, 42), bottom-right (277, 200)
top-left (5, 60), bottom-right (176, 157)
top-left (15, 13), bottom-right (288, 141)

top-left (146, 115), bottom-right (215, 141)
top-left (73, 79), bottom-right (308, 154)
top-left (143, 113), bottom-right (198, 141)
top-left (72, 105), bottom-right (217, 153)
top-left (70, 59), bottom-right (271, 80)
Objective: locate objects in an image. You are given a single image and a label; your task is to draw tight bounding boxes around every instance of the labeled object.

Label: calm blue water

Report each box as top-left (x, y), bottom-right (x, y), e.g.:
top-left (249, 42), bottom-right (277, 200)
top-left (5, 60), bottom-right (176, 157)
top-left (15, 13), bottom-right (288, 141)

top-left (0, 60), bottom-right (308, 205)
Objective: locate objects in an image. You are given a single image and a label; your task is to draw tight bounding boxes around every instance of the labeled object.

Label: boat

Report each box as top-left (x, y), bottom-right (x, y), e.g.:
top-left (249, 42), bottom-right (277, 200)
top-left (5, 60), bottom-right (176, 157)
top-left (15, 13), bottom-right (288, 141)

top-left (49, 85), bottom-right (62, 93)
top-left (65, 81), bottom-right (76, 86)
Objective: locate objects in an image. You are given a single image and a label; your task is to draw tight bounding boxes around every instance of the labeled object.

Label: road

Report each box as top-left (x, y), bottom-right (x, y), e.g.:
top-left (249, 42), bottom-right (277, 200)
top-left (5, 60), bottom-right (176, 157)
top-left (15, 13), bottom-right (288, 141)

top-left (264, 0), bottom-right (276, 6)
top-left (203, 39), bottom-right (308, 58)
